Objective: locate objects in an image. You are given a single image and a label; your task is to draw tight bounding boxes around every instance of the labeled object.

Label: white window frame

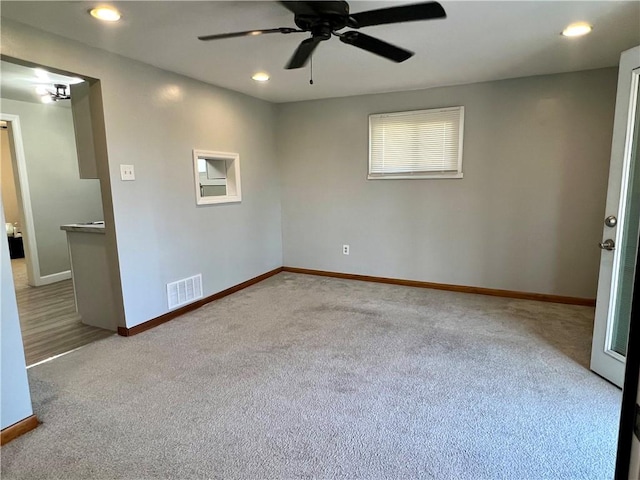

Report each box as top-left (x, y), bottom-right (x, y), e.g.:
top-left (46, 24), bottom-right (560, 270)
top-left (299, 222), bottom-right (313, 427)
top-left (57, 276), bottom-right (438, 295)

top-left (193, 149), bottom-right (241, 205)
top-left (368, 106), bottom-right (465, 180)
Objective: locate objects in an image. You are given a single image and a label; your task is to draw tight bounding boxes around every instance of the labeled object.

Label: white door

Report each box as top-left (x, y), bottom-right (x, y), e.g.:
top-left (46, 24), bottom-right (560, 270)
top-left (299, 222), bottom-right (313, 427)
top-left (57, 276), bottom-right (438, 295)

top-left (591, 46), bottom-right (640, 388)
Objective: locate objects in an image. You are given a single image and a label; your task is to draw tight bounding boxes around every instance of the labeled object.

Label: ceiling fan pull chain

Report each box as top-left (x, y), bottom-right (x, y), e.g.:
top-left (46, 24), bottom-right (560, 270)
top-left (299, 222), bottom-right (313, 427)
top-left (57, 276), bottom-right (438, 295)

top-left (309, 54), bottom-right (314, 85)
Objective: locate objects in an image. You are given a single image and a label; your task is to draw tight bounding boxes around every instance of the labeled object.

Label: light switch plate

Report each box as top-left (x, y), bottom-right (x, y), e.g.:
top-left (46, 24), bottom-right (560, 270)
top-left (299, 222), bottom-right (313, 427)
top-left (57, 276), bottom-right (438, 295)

top-left (120, 164), bottom-right (135, 181)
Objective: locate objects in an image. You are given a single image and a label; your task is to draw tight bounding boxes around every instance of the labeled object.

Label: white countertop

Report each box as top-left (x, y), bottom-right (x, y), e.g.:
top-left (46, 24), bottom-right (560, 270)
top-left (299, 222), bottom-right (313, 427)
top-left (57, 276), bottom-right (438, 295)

top-left (60, 222), bottom-right (105, 234)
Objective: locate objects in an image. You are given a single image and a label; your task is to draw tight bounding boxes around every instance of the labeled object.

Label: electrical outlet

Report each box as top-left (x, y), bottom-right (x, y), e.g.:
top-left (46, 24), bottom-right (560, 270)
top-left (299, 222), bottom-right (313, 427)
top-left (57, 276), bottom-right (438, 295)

top-left (343, 244), bottom-right (350, 255)
top-left (120, 164), bottom-right (135, 181)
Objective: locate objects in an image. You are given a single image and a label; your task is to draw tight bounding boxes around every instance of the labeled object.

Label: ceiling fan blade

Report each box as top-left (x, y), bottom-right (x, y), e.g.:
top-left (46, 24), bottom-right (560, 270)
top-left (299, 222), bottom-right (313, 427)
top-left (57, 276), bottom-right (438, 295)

top-left (340, 31), bottom-right (413, 63)
top-left (280, 1), bottom-right (347, 16)
top-left (348, 2), bottom-right (446, 29)
top-left (280, 1), bottom-right (320, 16)
top-left (285, 36), bottom-right (323, 69)
top-left (198, 27), bottom-right (300, 41)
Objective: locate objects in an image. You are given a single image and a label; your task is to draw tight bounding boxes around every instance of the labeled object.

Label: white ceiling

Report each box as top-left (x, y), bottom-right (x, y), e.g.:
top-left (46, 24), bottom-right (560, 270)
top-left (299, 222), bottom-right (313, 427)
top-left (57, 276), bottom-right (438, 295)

top-left (1, 1), bottom-right (639, 103)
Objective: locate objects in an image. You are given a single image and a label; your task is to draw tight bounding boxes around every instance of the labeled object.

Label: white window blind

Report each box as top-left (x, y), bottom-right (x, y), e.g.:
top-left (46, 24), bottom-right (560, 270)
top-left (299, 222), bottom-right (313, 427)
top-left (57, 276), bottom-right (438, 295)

top-left (368, 106), bottom-right (464, 179)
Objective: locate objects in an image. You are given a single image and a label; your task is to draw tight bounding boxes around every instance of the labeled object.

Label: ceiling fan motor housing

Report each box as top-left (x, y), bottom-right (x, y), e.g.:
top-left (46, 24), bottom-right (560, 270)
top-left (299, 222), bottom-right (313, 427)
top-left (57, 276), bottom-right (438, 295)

top-left (293, 1), bottom-right (350, 38)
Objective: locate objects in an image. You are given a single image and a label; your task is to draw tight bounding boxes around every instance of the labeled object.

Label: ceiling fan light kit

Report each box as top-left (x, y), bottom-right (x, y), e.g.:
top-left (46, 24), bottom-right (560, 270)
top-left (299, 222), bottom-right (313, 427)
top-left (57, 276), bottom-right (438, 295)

top-left (34, 68), bottom-right (49, 80)
top-left (198, 1), bottom-right (446, 71)
top-left (37, 83), bottom-right (71, 103)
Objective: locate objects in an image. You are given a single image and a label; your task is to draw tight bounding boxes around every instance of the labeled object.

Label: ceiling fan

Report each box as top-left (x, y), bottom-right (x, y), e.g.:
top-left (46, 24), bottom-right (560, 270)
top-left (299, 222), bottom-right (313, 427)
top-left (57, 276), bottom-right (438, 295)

top-left (198, 1), bottom-right (446, 70)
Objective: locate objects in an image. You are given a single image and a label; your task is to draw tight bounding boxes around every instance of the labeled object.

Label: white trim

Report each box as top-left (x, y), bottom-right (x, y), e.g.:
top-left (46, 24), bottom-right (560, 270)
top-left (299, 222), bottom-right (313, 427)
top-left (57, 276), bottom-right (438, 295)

top-left (368, 106), bottom-right (465, 180)
top-left (368, 173), bottom-right (464, 180)
top-left (604, 67), bottom-right (639, 363)
top-left (38, 270), bottom-right (72, 285)
top-left (604, 67), bottom-right (640, 354)
top-left (1, 113), bottom-right (70, 287)
top-left (605, 349), bottom-right (626, 363)
top-left (193, 150), bottom-right (242, 205)
top-left (1, 113), bottom-right (38, 285)
top-left (457, 106), bottom-right (465, 176)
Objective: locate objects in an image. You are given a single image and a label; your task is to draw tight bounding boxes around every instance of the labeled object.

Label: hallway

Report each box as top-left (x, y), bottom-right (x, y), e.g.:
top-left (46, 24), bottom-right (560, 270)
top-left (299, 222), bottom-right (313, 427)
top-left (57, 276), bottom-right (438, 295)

top-left (11, 258), bottom-right (113, 365)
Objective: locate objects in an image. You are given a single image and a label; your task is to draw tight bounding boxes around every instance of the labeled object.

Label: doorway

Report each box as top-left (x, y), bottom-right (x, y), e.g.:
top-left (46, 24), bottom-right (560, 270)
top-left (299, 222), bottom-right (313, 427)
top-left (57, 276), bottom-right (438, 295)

top-left (1, 61), bottom-right (114, 365)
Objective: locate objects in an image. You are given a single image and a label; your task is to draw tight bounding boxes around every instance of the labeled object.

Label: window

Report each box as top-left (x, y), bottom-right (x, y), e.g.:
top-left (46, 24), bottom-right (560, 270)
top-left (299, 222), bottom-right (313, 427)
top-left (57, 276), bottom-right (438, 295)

top-left (368, 106), bottom-right (464, 179)
top-left (193, 150), bottom-right (241, 205)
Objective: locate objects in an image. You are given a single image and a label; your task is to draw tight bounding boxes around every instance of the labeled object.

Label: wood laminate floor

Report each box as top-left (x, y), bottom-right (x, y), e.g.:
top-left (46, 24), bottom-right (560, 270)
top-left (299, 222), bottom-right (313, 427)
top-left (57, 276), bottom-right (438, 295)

top-left (11, 258), bottom-right (114, 366)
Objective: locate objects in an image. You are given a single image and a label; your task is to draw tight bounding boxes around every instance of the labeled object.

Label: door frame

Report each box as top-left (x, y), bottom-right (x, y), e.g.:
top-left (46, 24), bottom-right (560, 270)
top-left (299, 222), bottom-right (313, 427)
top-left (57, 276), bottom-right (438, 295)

top-left (1, 112), bottom-right (72, 287)
top-left (591, 46), bottom-right (640, 387)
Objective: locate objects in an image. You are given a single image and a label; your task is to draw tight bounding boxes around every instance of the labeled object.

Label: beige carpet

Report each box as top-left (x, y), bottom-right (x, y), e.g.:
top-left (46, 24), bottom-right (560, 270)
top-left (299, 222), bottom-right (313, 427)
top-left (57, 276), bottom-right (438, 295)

top-left (2, 272), bottom-right (620, 479)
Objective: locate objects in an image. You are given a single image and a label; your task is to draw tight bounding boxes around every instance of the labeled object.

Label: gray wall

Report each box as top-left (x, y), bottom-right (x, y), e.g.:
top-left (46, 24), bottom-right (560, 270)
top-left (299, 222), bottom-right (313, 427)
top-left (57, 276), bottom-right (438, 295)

top-left (1, 205), bottom-right (33, 430)
top-left (0, 98), bottom-right (103, 276)
top-left (1, 129), bottom-right (20, 225)
top-left (277, 68), bottom-right (617, 298)
top-left (1, 19), bottom-right (283, 328)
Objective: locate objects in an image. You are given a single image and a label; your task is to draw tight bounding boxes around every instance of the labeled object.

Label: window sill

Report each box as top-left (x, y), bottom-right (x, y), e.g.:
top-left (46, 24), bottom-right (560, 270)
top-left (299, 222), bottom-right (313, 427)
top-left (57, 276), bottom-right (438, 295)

top-left (367, 173), bottom-right (464, 180)
top-left (197, 195), bottom-right (241, 205)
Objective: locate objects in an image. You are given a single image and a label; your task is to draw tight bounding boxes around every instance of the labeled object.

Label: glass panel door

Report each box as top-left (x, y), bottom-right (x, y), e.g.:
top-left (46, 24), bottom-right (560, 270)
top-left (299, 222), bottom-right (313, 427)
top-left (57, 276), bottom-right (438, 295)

top-left (610, 79), bottom-right (640, 357)
top-left (591, 52), bottom-right (640, 388)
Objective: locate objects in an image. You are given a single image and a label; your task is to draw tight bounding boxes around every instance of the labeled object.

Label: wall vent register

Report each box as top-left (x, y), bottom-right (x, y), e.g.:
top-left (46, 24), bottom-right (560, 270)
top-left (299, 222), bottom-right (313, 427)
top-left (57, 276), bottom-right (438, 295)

top-left (167, 274), bottom-right (203, 309)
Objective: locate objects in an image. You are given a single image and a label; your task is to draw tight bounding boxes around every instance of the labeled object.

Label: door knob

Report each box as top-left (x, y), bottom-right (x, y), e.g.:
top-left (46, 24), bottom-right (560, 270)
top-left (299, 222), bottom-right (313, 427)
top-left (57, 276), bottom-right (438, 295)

top-left (599, 239), bottom-right (616, 251)
top-left (605, 215), bottom-right (617, 228)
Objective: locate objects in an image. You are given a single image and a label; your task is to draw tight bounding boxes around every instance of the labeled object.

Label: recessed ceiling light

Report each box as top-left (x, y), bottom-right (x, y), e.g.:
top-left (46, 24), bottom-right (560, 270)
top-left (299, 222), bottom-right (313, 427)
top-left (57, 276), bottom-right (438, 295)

top-left (34, 68), bottom-right (49, 80)
top-left (252, 72), bottom-right (270, 82)
top-left (89, 6), bottom-right (121, 22)
top-left (562, 22), bottom-right (593, 37)
top-left (40, 95), bottom-right (54, 104)
top-left (35, 86), bottom-right (49, 95)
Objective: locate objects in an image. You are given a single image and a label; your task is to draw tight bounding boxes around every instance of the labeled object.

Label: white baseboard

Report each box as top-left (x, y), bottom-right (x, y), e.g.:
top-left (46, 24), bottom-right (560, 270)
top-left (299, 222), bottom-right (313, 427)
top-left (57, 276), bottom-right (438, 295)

top-left (36, 270), bottom-right (71, 286)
